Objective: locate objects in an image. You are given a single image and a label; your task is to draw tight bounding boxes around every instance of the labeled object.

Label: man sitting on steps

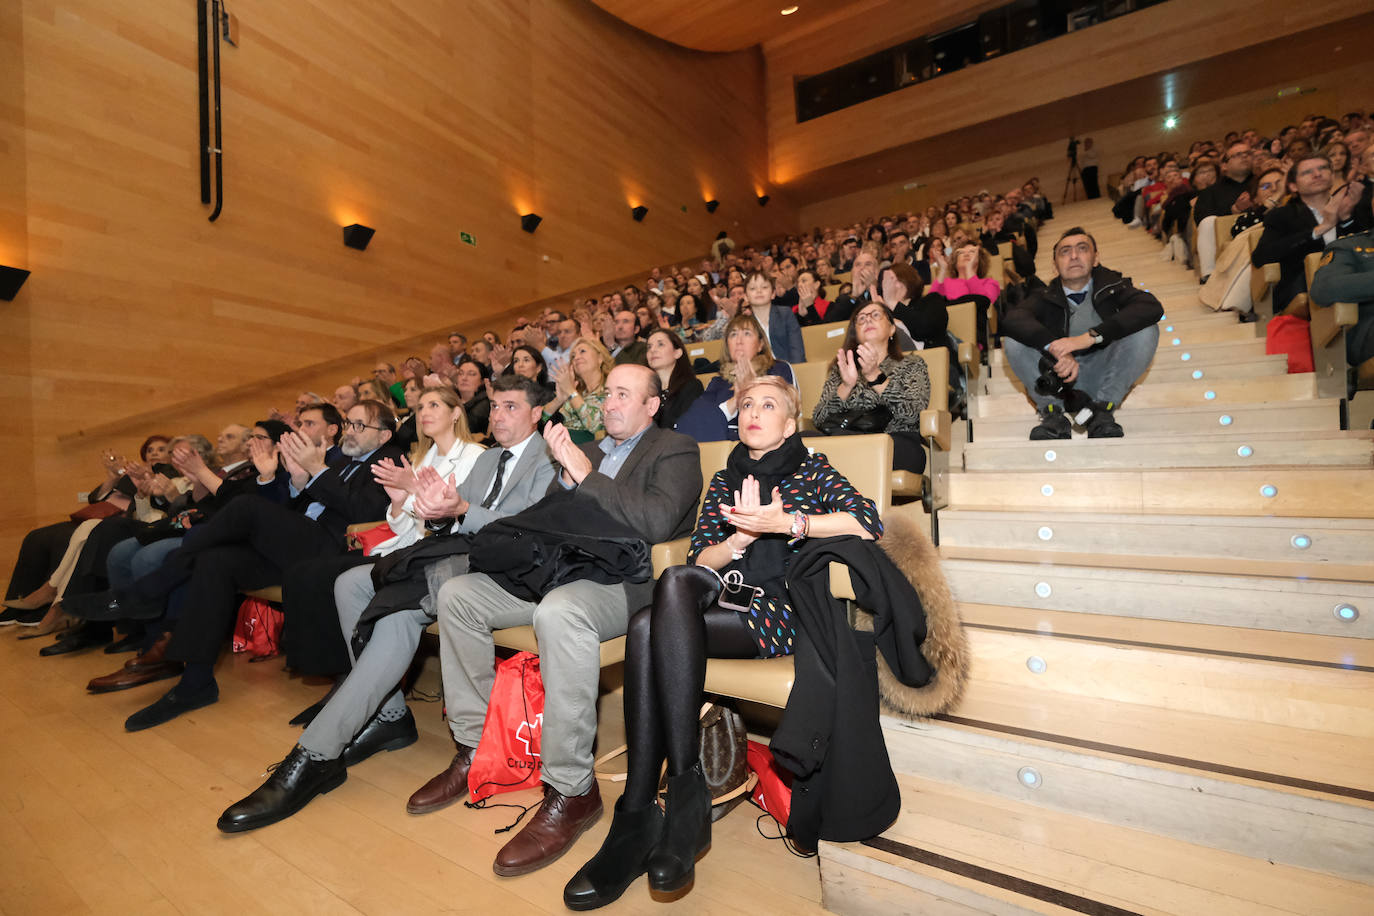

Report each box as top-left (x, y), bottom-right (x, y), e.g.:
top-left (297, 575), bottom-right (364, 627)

top-left (1001, 227), bottom-right (1163, 440)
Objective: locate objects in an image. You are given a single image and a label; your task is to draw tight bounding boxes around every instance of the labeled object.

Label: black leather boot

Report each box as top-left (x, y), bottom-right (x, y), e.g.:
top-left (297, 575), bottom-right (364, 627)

top-left (563, 798), bottom-right (664, 910)
top-left (217, 746), bottom-right (347, 833)
top-left (645, 763), bottom-right (711, 893)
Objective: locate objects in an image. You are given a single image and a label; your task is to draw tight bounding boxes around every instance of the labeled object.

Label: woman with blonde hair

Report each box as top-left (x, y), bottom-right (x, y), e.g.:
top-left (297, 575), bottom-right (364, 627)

top-left (674, 313), bottom-right (795, 442)
top-left (546, 336), bottom-right (614, 443)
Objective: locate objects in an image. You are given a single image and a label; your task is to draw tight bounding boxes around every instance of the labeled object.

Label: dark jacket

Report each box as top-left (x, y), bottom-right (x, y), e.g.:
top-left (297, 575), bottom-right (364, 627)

top-left (1000, 265), bottom-right (1163, 351)
top-left (656, 377), bottom-right (705, 431)
top-left (469, 489), bottom-right (651, 602)
top-left (292, 444), bottom-right (405, 546)
top-left (1193, 174), bottom-right (1250, 223)
top-left (1252, 196), bottom-right (1371, 309)
top-left (771, 535), bottom-right (934, 851)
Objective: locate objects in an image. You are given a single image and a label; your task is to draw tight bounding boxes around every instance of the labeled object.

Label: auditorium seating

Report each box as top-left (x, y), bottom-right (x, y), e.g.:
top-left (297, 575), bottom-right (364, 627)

top-left (821, 198), bottom-right (1374, 914)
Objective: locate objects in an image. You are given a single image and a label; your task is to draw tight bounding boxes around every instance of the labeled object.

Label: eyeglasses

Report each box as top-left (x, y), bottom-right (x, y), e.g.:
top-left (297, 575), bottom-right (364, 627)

top-left (248, 433), bottom-right (273, 441)
top-left (343, 420), bottom-right (387, 432)
top-left (855, 310), bottom-right (888, 325)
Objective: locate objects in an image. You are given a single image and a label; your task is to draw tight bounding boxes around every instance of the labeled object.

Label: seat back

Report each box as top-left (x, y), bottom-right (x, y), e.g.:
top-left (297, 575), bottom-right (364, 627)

top-left (1215, 214), bottom-right (1240, 257)
top-left (791, 359), bottom-right (833, 421)
top-left (913, 346), bottom-right (950, 412)
top-left (802, 320), bottom-right (850, 365)
top-left (946, 300), bottom-right (976, 351)
top-left (685, 338), bottom-right (723, 365)
top-left (805, 433), bottom-right (893, 515)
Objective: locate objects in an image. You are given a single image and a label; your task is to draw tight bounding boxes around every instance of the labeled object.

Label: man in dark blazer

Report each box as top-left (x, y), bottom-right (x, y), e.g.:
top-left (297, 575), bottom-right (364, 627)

top-left (113, 400), bottom-right (403, 731)
top-left (1252, 155), bottom-right (1370, 312)
top-left (217, 376), bottom-right (561, 833)
top-left (409, 364), bottom-right (701, 878)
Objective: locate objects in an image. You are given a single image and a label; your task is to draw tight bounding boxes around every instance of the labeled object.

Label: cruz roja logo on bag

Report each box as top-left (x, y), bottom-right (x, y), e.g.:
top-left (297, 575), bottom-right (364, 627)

top-left (510, 713), bottom-right (543, 768)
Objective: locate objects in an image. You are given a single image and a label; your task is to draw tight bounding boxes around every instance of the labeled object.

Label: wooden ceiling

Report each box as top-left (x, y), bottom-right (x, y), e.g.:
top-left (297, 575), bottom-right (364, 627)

top-left (587, 0), bottom-right (986, 52)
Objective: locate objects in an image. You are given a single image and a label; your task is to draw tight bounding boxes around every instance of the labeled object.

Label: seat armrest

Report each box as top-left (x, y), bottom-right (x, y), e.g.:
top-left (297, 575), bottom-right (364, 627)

top-left (1261, 262), bottom-right (1280, 284)
top-left (828, 562), bottom-right (855, 601)
top-left (1310, 300), bottom-right (1360, 349)
top-left (920, 408), bottom-right (952, 451)
top-left (957, 340), bottom-right (974, 367)
top-left (652, 537), bottom-right (692, 576)
top-left (890, 471), bottom-right (924, 498)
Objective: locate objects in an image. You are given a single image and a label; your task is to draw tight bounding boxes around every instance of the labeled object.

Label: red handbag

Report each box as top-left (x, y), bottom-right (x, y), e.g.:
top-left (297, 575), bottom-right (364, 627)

top-left (1265, 314), bottom-right (1315, 373)
top-left (468, 651), bottom-right (546, 802)
top-left (348, 523), bottom-right (397, 556)
top-left (231, 597), bottom-right (284, 661)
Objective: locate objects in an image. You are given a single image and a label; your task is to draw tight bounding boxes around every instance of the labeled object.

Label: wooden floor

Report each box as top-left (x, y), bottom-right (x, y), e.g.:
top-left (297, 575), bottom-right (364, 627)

top-left (0, 637), bottom-right (824, 915)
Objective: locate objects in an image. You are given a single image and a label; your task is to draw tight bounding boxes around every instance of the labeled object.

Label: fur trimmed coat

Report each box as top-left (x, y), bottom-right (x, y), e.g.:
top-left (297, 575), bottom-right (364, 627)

top-left (770, 511), bottom-right (967, 850)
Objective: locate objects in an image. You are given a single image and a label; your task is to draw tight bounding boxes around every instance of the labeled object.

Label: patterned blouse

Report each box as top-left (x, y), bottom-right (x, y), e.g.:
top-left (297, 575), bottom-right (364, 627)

top-left (560, 386), bottom-right (607, 438)
top-left (688, 451), bottom-right (883, 658)
top-left (811, 355), bottom-right (931, 434)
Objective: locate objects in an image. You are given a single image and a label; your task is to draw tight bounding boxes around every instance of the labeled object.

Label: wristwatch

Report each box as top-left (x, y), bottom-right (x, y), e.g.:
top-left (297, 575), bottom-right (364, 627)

top-left (868, 371), bottom-right (888, 386)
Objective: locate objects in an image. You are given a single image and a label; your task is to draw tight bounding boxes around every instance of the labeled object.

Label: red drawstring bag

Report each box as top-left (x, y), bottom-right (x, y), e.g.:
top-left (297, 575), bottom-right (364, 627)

top-left (231, 597), bottom-right (284, 661)
top-left (1265, 314), bottom-right (1315, 373)
top-left (746, 739), bottom-right (794, 825)
top-left (348, 523), bottom-right (397, 556)
top-left (468, 651), bottom-right (546, 802)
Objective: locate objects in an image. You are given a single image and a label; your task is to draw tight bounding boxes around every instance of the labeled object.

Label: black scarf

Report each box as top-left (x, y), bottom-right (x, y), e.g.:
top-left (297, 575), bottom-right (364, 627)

top-left (720, 432), bottom-right (808, 598)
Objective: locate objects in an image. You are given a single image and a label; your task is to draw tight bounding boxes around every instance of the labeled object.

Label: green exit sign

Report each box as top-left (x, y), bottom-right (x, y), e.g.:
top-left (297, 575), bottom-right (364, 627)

top-left (460, 231), bottom-right (477, 247)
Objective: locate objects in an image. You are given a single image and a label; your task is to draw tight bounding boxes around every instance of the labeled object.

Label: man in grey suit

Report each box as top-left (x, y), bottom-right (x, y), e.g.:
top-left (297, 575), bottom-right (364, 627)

top-left (408, 364), bottom-right (702, 878)
top-left (216, 375), bottom-right (558, 833)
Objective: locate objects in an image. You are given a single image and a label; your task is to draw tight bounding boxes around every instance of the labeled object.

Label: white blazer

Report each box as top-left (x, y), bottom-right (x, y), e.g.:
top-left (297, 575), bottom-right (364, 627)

top-left (373, 438), bottom-right (485, 556)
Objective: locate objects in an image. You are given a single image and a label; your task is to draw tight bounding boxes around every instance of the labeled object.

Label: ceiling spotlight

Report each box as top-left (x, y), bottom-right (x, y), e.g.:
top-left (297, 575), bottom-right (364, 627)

top-left (1164, 115), bottom-right (1178, 130)
top-left (342, 223), bottom-right (375, 250)
top-left (631, 205), bottom-right (648, 222)
top-left (0, 265), bottom-right (30, 301)
top-left (757, 194), bottom-right (770, 207)
top-left (520, 213), bottom-right (542, 233)
top-left (781, 6), bottom-right (799, 14)
top-left (705, 199), bottom-right (719, 213)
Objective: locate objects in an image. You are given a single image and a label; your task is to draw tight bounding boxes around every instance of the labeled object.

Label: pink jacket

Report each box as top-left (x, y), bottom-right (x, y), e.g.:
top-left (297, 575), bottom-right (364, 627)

top-left (931, 276), bottom-right (1001, 302)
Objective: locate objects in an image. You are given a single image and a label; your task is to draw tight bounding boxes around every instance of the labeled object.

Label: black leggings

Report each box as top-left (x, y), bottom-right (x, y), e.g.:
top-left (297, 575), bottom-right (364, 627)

top-left (621, 565), bottom-right (758, 807)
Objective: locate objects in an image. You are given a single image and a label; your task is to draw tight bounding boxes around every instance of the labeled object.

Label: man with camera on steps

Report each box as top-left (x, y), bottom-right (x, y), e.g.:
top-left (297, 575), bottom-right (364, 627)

top-left (1001, 227), bottom-right (1163, 440)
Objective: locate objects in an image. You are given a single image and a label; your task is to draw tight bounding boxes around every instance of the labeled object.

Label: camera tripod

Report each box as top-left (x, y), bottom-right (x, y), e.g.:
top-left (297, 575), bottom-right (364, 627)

top-left (1062, 159), bottom-right (1083, 204)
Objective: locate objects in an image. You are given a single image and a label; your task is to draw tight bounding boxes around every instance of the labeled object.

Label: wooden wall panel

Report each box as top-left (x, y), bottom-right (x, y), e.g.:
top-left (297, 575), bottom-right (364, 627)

top-left (765, 0), bottom-right (1360, 185)
top-left (1, 0), bottom-right (796, 568)
top-left (797, 59), bottom-right (1374, 228)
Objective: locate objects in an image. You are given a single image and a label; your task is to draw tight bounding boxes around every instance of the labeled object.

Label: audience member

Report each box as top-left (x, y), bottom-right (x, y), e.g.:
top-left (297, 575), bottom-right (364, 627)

top-left (882, 262), bottom-right (949, 352)
top-left (409, 364), bottom-right (700, 879)
top-left (1310, 226), bottom-right (1374, 391)
top-left (549, 337), bottom-right (615, 444)
top-left (453, 358), bottom-right (491, 438)
top-left (812, 303), bottom-right (932, 473)
top-left (645, 328), bottom-right (704, 430)
top-left (564, 376), bottom-right (878, 907)
top-left (1252, 155), bottom-right (1369, 312)
top-left (1002, 227), bottom-right (1163, 439)
top-left (675, 314), bottom-right (796, 443)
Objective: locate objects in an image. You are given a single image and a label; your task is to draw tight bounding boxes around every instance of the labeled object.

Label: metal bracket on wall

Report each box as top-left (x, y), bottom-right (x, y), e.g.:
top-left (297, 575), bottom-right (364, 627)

top-left (197, 0), bottom-right (230, 222)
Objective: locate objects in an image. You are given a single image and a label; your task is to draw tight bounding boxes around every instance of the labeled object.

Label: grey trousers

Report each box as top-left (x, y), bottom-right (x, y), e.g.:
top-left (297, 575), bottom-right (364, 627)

top-left (436, 572), bottom-right (630, 797)
top-left (1004, 324), bottom-right (1160, 410)
top-left (298, 563), bottom-right (434, 759)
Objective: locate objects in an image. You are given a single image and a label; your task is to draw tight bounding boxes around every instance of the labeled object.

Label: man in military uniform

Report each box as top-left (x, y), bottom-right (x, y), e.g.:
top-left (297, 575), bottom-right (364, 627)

top-left (1309, 230), bottom-right (1374, 394)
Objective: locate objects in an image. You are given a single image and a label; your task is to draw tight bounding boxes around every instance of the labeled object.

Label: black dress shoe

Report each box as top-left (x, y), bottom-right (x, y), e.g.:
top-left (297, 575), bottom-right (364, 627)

top-left (0, 608), bottom-right (45, 627)
top-left (564, 799), bottom-right (664, 910)
top-left (38, 624), bottom-right (113, 656)
top-left (342, 708), bottom-right (418, 767)
top-left (217, 746), bottom-right (346, 833)
top-left (124, 682), bottom-right (219, 732)
top-left (64, 589), bottom-right (163, 622)
top-left (104, 631), bottom-right (146, 654)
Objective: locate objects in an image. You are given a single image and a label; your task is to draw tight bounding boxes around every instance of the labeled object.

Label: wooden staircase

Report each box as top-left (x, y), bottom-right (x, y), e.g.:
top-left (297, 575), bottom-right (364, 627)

top-left (819, 201), bottom-right (1374, 915)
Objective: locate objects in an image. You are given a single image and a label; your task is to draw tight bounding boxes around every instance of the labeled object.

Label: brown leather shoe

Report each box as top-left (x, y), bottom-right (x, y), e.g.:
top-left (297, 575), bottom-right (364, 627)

top-left (406, 744), bottom-right (476, 815)
top-left (493, 782), bottom-right (603, 877)
top-left (87, 660), bottom-right (184, 694)
top-left (126, 632), bottom-right (172, 671)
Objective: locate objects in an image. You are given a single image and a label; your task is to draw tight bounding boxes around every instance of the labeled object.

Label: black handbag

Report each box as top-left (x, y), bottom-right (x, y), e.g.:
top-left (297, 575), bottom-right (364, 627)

top-left (816, 403), bottom-right (892, 435)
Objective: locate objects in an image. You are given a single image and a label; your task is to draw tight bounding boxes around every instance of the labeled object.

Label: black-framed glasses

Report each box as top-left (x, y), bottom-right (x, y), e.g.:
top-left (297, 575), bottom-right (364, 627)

top-left (343, 420), bottom-right (387, 432)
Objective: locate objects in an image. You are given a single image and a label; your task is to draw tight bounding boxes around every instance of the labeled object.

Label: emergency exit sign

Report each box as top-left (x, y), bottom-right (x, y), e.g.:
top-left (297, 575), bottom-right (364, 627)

top-left (460, 231), bottom-right (477, 247)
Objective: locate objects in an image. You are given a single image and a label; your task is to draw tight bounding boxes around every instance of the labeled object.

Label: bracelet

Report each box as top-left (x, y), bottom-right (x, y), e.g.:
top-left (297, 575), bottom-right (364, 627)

top-left (789, 512), bottom-right (809, 542)
top-left (728, 534), bottom-right (747, 560)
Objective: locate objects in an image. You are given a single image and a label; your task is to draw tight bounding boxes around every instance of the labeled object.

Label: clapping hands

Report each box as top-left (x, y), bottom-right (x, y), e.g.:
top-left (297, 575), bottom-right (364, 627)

top-left (720, 475), bottom-right (788, 540)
